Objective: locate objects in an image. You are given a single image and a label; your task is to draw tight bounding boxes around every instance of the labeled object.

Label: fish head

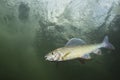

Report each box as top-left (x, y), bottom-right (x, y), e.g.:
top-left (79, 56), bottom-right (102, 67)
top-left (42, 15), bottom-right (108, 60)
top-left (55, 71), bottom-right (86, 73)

top-left (45, 49), bottom-right (62, 61)
top-left (45, 52), bottom-right (55, 61)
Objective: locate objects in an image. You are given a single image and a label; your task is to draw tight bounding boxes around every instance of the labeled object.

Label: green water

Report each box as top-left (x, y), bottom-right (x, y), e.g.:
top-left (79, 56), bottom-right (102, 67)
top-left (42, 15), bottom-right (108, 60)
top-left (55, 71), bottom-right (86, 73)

top-left (0, 19), bottom-right (120, 80)
top-left (0, 1), bottom-right (120, 80)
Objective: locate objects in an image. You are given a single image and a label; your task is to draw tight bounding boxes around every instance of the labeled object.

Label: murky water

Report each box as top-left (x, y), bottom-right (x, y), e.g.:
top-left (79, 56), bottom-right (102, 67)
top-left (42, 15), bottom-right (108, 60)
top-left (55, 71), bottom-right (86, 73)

top-left (0, 0), bottom-right (120, 80)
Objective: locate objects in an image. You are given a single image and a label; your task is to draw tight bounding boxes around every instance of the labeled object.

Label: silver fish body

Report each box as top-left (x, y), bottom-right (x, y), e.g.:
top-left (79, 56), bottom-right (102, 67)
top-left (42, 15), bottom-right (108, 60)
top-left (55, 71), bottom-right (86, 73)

top-left (45, 36), bottom-right (115, 62)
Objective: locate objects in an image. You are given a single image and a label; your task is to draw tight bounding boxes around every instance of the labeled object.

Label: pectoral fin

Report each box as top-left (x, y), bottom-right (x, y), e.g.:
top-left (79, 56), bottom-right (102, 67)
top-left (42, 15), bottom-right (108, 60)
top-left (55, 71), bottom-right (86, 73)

top-left (62, 52), bottom-right (70, 60)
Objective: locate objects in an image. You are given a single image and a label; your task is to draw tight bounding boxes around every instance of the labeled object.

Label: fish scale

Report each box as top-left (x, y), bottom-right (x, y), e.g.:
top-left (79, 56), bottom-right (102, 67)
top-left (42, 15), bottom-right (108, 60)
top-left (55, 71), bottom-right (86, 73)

top-left (45, 36), bottom-right (115, 63)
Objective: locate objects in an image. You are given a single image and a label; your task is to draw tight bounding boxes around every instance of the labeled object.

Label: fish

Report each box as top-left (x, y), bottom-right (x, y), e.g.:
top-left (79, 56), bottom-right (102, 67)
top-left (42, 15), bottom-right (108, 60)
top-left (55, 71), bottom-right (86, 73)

top-left (45, 36), bottom-right (115, 63)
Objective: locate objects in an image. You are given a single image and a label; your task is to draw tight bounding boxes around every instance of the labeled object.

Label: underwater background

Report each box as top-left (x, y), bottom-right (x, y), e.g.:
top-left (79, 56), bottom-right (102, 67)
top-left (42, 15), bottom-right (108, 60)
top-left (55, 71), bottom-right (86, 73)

top-left (0, 0), bottom-right (120, 80)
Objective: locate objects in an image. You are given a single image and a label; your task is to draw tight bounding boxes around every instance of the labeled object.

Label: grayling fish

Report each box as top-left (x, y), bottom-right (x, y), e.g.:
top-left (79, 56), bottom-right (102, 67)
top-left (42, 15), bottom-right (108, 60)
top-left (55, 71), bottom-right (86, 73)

top-left (45, 36), bottom-right (115, 63)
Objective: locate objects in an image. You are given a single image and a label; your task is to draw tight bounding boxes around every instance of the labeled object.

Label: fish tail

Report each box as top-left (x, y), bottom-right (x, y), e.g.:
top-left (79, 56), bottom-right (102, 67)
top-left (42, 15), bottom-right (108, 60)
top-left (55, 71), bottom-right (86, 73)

top-left (101, 36), bottom-right (115, 49)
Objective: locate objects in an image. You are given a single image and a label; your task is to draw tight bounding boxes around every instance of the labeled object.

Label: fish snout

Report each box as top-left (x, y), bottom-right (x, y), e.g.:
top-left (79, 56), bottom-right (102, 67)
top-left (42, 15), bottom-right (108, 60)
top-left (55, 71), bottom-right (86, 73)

top-left (44, 54), bottom-right (54, 61)
top-left (44, 55), bottom-right (48, 60)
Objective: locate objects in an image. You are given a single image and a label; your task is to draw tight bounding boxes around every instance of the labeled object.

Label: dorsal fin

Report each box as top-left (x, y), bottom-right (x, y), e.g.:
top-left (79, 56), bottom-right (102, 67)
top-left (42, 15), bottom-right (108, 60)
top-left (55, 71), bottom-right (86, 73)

top-left (65, 38), bottom-right (86, 47)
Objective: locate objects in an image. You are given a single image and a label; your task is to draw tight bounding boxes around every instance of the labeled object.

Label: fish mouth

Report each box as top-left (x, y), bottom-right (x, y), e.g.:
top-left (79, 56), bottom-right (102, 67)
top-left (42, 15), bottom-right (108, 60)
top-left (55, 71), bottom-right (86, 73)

top-left (44, 56), bottom-right (49, 60)
top-left (44, 55), bottom-right (54, 61)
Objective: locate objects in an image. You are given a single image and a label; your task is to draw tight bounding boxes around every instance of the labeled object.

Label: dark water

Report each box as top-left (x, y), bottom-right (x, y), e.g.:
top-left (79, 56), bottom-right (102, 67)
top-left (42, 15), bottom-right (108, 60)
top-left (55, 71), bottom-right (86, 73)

top-left (0, 21), bottom-right (120, 80)
top-left (0, 1), bottom-right (120, 80)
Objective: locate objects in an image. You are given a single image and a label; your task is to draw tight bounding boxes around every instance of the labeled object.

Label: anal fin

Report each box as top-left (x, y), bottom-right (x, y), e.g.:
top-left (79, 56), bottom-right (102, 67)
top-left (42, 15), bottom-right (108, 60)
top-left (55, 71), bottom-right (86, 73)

top-left (93, 49), bottom-right (102, 55)
top-left (81, 54), bottom-right (91, 59)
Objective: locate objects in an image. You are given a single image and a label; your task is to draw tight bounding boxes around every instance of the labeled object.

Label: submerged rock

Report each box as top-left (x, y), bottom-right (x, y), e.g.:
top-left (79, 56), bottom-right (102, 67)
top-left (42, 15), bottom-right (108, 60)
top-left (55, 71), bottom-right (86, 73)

top-left (1, 0), bottom-right (119, 44)
top-left (33, 0), bottom-right (120, 44)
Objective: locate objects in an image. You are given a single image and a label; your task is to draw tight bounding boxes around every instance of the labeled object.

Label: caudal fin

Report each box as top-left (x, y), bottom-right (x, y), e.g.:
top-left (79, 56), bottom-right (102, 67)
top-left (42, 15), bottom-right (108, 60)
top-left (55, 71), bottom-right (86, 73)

top-left (102, 36), bottom-right (115, 49)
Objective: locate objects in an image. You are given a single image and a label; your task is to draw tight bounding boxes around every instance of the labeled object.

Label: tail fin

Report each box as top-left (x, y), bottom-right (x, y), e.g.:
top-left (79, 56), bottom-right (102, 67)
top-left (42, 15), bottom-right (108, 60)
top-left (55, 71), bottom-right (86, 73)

top-left (101, 36), bottom-right (115, 49)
